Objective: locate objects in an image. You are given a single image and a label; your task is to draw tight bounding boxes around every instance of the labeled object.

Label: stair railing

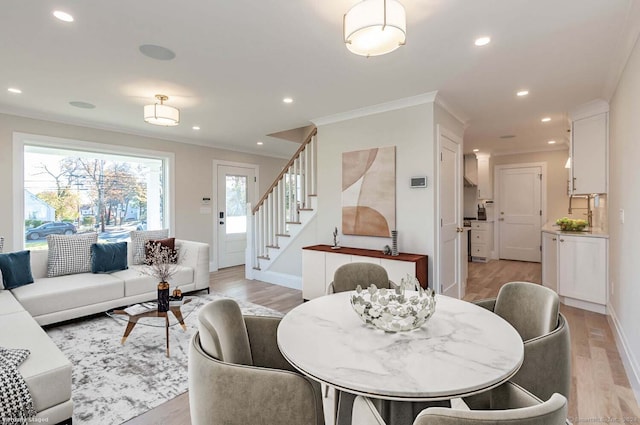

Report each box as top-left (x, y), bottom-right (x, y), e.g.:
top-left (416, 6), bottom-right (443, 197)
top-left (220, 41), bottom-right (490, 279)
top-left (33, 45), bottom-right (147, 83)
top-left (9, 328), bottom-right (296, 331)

top-left (249, 127), bottom-right (317, 269)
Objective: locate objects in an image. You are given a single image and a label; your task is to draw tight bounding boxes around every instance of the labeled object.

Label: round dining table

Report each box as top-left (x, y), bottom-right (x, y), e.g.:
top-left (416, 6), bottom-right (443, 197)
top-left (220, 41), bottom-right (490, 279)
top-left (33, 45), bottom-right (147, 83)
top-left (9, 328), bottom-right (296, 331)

top-left (277, 292), bottom-right (524, 402)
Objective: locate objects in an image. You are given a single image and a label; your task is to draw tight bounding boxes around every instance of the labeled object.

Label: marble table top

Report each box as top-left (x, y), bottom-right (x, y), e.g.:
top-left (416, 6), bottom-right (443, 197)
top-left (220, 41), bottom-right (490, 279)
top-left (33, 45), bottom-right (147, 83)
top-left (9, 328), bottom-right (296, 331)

top-left (277, 292), bottom-right (524, 401)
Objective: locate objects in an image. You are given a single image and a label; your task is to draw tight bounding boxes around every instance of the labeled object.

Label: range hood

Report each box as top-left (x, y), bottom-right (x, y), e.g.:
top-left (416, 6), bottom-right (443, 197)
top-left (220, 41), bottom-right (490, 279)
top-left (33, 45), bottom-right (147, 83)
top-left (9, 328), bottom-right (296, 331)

top-left (464, 155), bottom-right (478, 187)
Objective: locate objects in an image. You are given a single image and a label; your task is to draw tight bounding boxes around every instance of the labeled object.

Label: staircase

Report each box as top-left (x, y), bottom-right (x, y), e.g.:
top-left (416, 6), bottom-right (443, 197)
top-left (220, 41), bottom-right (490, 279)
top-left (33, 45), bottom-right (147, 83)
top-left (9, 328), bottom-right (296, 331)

top-left (245, 128), bottom-right (318, 287)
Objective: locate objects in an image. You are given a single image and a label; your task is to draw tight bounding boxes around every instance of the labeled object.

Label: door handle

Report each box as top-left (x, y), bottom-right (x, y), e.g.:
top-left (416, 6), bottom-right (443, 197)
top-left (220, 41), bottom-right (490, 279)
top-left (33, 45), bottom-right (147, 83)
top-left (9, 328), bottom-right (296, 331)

top-left (552, 237), bottom-right (557, 241)
top-left (559, 239), bottom-right (565, 242)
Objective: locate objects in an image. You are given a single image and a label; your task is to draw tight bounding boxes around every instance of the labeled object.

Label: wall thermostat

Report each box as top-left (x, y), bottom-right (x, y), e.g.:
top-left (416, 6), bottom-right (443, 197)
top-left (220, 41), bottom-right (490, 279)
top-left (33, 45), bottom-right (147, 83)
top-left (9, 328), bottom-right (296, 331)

top-left (410, 176), bottom-right (427, 188)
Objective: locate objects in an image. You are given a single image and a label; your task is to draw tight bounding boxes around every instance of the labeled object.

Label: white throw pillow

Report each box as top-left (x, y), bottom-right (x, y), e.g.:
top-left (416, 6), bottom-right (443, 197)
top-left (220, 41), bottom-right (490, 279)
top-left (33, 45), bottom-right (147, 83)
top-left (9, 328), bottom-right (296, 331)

top-left (130, 229), bottom-right (169, 265)
top-left (47, 233), bottom-right (98, 277)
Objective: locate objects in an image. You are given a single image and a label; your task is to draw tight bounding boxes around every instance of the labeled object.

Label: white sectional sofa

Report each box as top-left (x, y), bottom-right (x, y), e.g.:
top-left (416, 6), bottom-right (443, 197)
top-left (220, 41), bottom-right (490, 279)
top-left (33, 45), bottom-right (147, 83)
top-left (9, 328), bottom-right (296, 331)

top-left (0, 238), bottom-right (210, 424)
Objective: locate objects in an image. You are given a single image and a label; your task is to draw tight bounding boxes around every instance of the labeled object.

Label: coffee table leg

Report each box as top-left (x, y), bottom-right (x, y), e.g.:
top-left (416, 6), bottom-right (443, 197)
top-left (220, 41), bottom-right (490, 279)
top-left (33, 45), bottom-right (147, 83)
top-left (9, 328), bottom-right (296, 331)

top-left (121, 318), bottom-right (138, 344)
top-left (165, 315), bottom-right (170, 357)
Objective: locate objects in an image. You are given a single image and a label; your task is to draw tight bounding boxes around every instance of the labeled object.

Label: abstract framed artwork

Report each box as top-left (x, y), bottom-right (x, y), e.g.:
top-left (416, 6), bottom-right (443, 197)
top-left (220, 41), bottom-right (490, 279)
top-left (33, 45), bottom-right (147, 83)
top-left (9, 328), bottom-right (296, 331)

top-left (342, 146), bottom-right (396, 237)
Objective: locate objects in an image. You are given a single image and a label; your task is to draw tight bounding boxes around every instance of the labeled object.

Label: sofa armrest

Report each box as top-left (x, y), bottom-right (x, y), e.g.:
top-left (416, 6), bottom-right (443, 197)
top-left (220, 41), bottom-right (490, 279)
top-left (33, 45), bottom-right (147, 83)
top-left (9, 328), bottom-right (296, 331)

top-left (175, 240), bottom-right (209, 291)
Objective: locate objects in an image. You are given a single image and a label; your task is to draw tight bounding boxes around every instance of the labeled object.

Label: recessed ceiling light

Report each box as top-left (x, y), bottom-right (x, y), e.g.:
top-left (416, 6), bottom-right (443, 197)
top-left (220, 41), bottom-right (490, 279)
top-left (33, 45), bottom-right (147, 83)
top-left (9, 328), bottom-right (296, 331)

top-left (472, 149), bottom-right (479, 152)
top-left (474, 37), bottom-right (491, 46)
top-left (7, 87), bottom-right (22, 94)
top-left (541, 117), bottom-right (551, 122)
top-left (516, 90), bottom-right (529, 97)
top-left (69, 101), bottom-right (95, 109)
top-left (192, 126), bottom-right (200, 130)
top-left (139, 44), bottom-right (176, 61)
top-left (283, 97), bottom-right (293, 104)
top-left (53, 10), bottom-right (74, 22)
top-left (547, 140), bottom-right (556, 144)
top-left (257, 141), bottom-right (264, 145)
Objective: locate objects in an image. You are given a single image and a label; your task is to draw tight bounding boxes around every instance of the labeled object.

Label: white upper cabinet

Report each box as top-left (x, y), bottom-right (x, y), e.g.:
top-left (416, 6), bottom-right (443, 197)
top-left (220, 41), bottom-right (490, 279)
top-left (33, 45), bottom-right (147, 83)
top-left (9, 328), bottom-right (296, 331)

top-left (570, 100), bottom-right (608, 195)
top-left (476, 153), bottom-right (492, 200)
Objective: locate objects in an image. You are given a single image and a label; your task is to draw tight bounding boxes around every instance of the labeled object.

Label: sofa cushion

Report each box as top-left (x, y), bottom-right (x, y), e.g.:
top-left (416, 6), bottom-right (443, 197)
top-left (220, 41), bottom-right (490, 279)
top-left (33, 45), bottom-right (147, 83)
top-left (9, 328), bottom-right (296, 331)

top-left (111, 265), bottom-right (195, 297)
top-left (11, 273), bottom-right (124, 317)
top-left (0, 290), bottom-right (25, 315)
top-left (47, 233), bottom-right (98, 277)
top-left (91, 242), bottom-right (128, 273)
top-left (0, 311), bottom-right (72, 413)
top-left (0, 250), bottom-right (34, 289)
top-left (131, 229), bottom-right (169, 265)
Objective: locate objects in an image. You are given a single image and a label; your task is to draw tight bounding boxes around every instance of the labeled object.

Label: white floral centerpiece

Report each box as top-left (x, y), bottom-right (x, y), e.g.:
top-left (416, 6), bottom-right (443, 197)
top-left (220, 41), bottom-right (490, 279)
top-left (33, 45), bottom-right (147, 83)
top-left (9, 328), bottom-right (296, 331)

top-left (350, 274), bottom-right (436, 332)
top-left (141, 241), bottom-right (179, 312)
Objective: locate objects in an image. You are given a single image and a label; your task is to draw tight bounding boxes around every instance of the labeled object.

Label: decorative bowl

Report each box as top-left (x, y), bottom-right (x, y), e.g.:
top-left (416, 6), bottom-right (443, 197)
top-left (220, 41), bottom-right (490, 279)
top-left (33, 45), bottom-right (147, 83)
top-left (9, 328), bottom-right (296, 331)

top-left (349, 276), bottom-right (436, 332)
top-left (555, 217), bottom-right (588, 232)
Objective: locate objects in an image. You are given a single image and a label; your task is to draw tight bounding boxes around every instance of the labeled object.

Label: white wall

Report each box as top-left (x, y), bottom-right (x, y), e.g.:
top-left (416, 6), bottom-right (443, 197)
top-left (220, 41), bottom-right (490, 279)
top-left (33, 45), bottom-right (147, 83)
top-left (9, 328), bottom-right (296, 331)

top-left (314, 102), bottom-right (442, 288)
top-left (608, 33), bottom-right (640, 399)
top-left (0, 113), bottom-right (287, 263)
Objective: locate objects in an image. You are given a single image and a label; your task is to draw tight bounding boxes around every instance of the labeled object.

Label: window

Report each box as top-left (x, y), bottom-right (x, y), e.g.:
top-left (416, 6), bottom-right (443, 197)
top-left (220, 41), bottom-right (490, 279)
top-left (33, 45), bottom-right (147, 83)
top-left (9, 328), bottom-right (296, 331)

top-left (15, 134), bottom-right (174, 250)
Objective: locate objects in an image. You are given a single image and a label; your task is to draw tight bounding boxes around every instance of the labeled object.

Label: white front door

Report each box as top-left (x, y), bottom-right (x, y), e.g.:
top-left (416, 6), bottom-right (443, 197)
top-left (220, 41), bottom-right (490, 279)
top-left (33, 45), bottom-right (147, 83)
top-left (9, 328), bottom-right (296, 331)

top-left (498, 166), bottom-right (542, 262)
top-left (217, 165), bottom-right (256, 268)
top-left (438, 127), bottom-right (463, 299)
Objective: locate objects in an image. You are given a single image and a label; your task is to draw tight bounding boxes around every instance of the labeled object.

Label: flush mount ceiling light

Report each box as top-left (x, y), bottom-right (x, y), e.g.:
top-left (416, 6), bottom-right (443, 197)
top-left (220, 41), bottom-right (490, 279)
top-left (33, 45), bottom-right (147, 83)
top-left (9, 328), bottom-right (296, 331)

top-left (53, 10), bottom-right (74, 22)
top-left (144, 94), bottom-right (179, 126)
top-left (474, 36), bottom-right (491, 46)
top-left (344, 0), bottom-right (406, 57)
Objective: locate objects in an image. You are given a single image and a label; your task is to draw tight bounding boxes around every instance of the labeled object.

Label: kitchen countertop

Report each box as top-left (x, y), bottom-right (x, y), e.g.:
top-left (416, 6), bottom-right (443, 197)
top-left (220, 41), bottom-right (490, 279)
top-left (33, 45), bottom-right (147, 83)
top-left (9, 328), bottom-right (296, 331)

top-left (541, 223), bottom-right (609, 239)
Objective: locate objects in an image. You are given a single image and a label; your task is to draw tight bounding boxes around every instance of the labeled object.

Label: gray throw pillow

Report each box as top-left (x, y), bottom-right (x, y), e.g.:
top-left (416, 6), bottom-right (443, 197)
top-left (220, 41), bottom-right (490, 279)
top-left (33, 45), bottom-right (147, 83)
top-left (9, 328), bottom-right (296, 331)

top-left (131, 229), bottom-right (169, 265)
top-left (47, 233), bottom-right (98, 277)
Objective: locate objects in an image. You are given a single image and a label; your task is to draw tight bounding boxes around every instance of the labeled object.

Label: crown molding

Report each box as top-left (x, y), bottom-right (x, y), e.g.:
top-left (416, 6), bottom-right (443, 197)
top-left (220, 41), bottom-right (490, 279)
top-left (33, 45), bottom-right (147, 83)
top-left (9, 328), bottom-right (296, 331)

top-left (434, 94), bottom-right (470, 127)
top-left (0, 108), bottom-right (291, 160)
top-left (311, 91), bottom-right (438, 126)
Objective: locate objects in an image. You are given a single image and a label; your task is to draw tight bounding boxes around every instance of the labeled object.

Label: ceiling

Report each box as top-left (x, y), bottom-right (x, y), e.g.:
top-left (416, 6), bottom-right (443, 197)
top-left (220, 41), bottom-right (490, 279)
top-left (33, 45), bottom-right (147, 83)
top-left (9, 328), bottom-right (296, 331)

top-left (1, 0), bottom-right (638, 158)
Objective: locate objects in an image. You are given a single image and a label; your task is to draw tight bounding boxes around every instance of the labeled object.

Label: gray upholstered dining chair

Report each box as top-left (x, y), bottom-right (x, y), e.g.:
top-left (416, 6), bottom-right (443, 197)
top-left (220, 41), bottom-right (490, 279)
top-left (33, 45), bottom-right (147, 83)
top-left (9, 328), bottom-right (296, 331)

top-left (188, 298), bottom-right (325, 425)
top-left (469, 281), bottom-right (571, 404)
top-left (352, 382), bottom-right (568, 425)
top-left (327, 262), bottom-right (396, 294)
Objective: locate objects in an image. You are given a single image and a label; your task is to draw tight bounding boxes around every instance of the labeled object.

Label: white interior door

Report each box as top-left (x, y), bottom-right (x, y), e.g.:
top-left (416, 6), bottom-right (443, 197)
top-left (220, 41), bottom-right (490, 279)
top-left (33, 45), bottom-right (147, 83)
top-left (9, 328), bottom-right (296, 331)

top-left (438, 128), bottom-right (463, 298)
top-left (498, 166), bottom-right (542, 262)
top-left (217, 165), bottom-right (256, 268)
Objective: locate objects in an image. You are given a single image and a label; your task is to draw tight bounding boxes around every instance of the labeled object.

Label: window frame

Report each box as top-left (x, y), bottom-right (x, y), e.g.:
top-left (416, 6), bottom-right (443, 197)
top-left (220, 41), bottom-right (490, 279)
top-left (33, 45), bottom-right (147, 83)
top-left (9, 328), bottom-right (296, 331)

top-left (13, 132), bottom-right (175, 251)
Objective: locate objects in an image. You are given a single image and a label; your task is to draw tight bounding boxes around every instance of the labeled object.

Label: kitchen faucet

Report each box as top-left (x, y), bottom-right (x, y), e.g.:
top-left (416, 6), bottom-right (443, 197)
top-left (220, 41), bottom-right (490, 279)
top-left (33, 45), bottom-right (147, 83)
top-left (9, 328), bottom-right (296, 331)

top-left (568, 194), bottom-right (593, 228)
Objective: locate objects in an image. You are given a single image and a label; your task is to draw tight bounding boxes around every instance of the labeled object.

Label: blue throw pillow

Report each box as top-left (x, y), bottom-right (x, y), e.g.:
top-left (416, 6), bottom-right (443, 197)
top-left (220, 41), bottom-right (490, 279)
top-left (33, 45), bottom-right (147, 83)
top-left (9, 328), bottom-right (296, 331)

top-left (0, 250), bottom-right (35, 290)
top-left (91, 242), bottom-right (128, 274)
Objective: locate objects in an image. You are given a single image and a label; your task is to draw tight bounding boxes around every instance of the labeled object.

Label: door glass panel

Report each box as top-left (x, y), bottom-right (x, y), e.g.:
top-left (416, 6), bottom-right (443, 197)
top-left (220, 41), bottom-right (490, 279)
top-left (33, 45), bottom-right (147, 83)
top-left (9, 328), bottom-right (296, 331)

top-left (226, 175), bottom-right (247, 234)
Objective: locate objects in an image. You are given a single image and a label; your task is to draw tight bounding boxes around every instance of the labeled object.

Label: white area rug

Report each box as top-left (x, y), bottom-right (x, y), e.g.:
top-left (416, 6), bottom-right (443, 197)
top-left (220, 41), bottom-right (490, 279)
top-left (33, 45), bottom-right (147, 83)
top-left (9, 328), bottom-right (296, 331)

top-left (45, 292), bottom-right (282, 424)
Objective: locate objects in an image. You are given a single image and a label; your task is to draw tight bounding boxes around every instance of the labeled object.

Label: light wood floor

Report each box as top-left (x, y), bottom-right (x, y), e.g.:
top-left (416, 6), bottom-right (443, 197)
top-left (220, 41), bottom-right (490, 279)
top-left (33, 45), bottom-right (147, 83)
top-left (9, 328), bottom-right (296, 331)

top-left (126, 260), bottom-right (640, 424)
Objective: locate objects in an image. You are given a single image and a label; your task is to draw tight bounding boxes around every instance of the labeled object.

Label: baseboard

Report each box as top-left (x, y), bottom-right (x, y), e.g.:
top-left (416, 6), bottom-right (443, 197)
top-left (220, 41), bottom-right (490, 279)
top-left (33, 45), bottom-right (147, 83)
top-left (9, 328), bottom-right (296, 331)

top-left (608, 304), bottom-right (640, 406)
top-left (251, 269), bottom-right (302, 290)
top-left (560, 296), bottom-right (606, 314)
top-left (209, 261), bottom-right (216, 272)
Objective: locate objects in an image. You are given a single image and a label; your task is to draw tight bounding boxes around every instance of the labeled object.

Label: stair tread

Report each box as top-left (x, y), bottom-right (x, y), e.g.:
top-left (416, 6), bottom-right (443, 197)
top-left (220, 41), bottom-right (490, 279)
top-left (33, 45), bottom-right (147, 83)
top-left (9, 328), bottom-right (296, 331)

top-left (308, 194), bottom-right (318, 197)
top-left (299, 208), bottom-right (313, 211)
top-left (257, 255), bottom-right (270, 260)
top-left (276, 233), bottom-right (291, 237)
top-left (253, 266), bottom-right (261, 271)
top-left (286, 221), bottom-right (302, 224)
top-left (266, 245), bottom-right (280, 249)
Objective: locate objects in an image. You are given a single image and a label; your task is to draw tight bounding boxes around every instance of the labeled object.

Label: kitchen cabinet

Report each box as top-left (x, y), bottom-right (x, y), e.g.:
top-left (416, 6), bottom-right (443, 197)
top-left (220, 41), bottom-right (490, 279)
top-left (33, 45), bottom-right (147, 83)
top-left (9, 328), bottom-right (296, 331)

top-left (541, 229), bottom-right (607, 313)
top-left (476, 154), bottom-right (492, 199)
top-left (302, 245), bottom-right (428, 300)
top-left (541, 232), bottom-right (558, 293)
top-left (570, 101), bottom-right (608, 195)
top-left (470, 221), bottom-right (493, 262)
